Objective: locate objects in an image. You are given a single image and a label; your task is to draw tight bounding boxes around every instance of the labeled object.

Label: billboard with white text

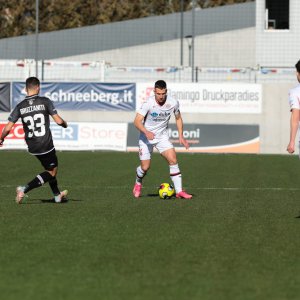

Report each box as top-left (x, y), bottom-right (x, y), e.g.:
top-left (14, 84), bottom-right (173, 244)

top-left (12, 82), bottom-right (136, 111)
top-left (136, 82), bottom-right (262, 114)
top-left (0, 122), bottom-right (128, 151)
top-left (127, 123), bottom-right (260, 153)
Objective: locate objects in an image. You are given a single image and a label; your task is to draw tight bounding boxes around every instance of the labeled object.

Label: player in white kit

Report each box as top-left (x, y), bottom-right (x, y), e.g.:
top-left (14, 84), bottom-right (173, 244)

top-left (287, 60), bottom-right (300, 155)
top-left (133, 80), bottom-right (192, 199)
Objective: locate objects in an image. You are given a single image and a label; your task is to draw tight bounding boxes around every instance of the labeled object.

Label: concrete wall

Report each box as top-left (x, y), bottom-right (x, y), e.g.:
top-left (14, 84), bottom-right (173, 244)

top-left (4, 0), bottom-right (300, 68)
top-left (0, 82), bottom-right (294, 155)
top-left (256, 0), bottom-right (300, 67)
top-left (0, 3), bottom-right (255, 68)
top-left (59, 27), bottom-right (255, 68)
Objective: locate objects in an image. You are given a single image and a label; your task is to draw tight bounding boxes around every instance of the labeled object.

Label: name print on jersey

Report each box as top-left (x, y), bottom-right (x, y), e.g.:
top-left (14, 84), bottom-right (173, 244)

top-left (20, 104), bottom-right (45, 115)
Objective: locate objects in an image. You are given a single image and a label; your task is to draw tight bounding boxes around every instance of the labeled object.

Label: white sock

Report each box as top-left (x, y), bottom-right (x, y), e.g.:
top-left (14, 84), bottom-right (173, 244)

top-left (170, 164), bottom-right (182, 193)
top-left (136, 166), bottom-right (146, 184)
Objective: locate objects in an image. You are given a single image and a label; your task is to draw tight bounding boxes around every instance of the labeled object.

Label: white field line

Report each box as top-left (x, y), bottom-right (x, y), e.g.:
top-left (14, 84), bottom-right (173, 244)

top-left (1, 185), bottom-right (300, 191)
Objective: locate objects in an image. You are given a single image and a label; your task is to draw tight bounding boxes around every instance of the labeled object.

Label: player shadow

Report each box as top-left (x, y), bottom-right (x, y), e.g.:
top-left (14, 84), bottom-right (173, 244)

top-left (146, 193), bottom-right (159, 197)
top-left (144, 193), bottom-right (181, 200)
top-left (144, 193), bottom-right (195, 199)
top-left (21, 198), bottom-right (82, 204)
top-left (41, 198), bottom-right (82, 204)
top-left (295, 214), bottom-right (300, 219)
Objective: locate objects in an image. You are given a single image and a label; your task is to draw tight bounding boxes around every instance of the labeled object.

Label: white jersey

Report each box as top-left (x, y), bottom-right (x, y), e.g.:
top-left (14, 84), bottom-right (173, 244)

top-left (137, 95), bottom-right (180, 141)
top-left (288, 84), bottom-right (300, 111)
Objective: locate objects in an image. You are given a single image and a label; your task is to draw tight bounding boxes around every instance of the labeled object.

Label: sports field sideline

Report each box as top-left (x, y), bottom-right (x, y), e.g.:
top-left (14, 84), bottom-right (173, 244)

top-left (0, 151), bottom-right (299, 300)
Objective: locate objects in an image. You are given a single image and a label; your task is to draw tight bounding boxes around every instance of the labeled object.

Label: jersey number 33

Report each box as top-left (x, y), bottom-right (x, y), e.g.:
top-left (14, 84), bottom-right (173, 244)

top-left (23, 113), bottom-right (46, 138)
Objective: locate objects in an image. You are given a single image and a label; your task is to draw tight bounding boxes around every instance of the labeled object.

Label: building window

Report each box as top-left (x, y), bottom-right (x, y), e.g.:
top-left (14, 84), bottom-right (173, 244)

top-left (265, 0), bottom-right (289, 30)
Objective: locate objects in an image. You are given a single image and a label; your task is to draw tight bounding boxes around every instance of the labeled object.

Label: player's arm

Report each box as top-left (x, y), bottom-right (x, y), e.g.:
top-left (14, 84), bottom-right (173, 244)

top-left (0, 121), bottom-right (15, 146)
top-left (175, 112), bottom-right (189, 150)
top-left (51, 114), bottom-right (68, 128)
top-left (287, 108), bottom-right (299, 154)
top-left (134, 113), bottom-right (154, 140)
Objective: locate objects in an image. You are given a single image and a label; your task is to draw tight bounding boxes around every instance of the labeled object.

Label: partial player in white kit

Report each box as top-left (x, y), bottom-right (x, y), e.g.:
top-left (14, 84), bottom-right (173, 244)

top-left (132, 80), bottom-right (192, 199)
top-left (287, 60), bottom-right (300, 155)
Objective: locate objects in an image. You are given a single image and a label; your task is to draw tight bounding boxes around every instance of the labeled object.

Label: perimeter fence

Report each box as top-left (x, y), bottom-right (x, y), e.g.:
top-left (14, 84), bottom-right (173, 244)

top-left (0, 60), bottom-right (296, 84)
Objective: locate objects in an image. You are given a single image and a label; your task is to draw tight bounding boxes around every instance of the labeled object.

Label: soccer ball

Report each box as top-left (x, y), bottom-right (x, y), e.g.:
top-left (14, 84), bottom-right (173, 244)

top-left (158, 183), bottom-right (175, 199)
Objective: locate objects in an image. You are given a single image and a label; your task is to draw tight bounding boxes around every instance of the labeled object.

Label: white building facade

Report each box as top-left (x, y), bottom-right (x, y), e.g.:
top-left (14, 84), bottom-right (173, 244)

top-left (256, 0), bottom-right (300, 67)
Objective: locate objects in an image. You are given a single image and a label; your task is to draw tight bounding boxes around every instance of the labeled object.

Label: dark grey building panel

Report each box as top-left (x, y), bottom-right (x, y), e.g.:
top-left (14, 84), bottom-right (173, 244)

top-left (0, 2), bottom-right (254, 59)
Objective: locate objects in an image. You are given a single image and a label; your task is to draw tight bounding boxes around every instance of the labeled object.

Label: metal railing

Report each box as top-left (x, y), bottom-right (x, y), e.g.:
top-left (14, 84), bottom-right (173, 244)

top-left (0, 59), bottom-right (296, 83)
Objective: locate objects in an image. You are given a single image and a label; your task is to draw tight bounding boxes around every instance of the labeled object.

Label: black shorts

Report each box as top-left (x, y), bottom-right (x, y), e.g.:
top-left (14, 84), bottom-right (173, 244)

top-left (35, 149), bottom-right (58, 171)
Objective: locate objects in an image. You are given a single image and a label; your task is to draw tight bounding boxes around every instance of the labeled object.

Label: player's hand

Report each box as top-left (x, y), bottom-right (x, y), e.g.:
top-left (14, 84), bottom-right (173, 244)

top-left (287, 142), bottom-right (295, 154)
top-left (0, 139), bottom-right (4, 147)
top-left (179, 136), bottom-right (189, 150)
top-left (60, 120), bottom-right (67, 128)
top-left (145, 131), bottom-right (155, 140)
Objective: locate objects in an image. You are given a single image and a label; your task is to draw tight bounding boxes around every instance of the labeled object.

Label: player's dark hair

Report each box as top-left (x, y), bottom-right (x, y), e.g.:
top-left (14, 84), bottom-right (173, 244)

top-left (26, 77), bottom-right (40, 90)
top-left (154, 80), bottom-right (167, 89)
top-left (295, 60), bottom-right (300, 73)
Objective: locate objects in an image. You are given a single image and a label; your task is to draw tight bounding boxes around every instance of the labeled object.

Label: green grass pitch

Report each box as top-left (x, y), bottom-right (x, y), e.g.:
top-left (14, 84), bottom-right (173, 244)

top-left (0, 151), bottom-right (300, 300)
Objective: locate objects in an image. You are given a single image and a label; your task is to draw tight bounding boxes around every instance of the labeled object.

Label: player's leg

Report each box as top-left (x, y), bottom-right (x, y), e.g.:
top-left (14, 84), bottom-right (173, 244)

top-left (136, 159), bottom-right (151, 184)
top-left (133, 138), bottom-right (153, 198)
top-left (160, 147), bottom-right (182, 192)
top-left (44, 150), bottom-right (68, 203)
top-left (16, 165), bottom-right (54, 204)
top-left (159, 142), bottom-right (192, 199)
top-left (48, 167), bottom-right (68, 204)
top-left (16, 149), bottom-right (67, 203)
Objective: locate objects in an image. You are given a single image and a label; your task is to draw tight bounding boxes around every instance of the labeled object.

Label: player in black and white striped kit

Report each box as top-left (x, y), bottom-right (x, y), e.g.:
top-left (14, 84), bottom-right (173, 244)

top-left (0, 77), bottom-right (68, 203)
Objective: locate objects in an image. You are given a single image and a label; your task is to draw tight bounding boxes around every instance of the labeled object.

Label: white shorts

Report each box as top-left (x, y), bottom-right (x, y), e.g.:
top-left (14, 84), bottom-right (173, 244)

top-left (138, 134), bottom-right (174, 160)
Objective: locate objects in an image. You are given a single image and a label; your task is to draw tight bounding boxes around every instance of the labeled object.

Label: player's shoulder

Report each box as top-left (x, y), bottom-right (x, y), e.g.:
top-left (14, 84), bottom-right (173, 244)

top-left (143, 96), bottom-right (155, 106)
top-left (288, 84), bottom-right (300, 110)
top-left (16, 98), bottom-right (26, 106)
top-left (166, 95), bottom-right (179, 106)
top-left (147, 95), bottom-right (155, 102)
top-left (289, 84), bottom-right (300, 96)
top-left (37, 96), bottom-right (52, 103)
top-left (15, 97), bottom-right (29, 109)
top-left (36, 96), bottom-right (55, 109)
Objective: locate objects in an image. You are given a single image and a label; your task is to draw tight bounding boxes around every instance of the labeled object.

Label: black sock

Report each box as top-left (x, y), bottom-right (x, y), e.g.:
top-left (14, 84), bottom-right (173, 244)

top-left (49, 177), bottom-right (60, 196)
top-left (24, 171), bottom-right (53, 193)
